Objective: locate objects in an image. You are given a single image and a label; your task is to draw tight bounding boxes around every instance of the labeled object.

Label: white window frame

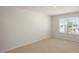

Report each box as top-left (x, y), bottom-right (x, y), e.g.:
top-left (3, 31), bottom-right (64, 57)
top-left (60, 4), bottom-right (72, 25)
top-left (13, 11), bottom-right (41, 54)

top-left (59, 17), bottom-right (79, 35)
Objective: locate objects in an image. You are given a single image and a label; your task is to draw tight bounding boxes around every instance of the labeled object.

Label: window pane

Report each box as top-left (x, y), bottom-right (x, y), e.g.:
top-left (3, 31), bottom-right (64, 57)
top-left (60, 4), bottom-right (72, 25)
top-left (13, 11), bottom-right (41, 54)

top-left (59, 17), bottom-right (79, 34)
top-left (59, 18), bottom-right (67, 33)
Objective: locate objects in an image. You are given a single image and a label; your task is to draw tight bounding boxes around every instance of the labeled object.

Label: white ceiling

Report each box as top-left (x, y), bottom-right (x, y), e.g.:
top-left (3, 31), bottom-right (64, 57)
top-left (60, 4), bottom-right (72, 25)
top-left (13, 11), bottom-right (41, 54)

top-left (18, 6), bottom-right (79, 16)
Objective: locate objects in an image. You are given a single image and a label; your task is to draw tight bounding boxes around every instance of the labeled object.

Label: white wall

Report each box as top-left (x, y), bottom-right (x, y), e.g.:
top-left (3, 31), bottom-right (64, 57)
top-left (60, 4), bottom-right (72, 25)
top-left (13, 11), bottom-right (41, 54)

top-left (0, 7), bottom-right (3, 51)
top-left (51, 12), bottom-right (79, 42)
top-left (0, 7), bottom-right (51, 52)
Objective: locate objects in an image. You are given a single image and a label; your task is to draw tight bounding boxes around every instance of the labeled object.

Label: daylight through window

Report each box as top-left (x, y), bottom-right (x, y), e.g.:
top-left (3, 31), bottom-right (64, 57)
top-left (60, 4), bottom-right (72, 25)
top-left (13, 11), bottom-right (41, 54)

top-left (59, 17), bottom-right (79, 34)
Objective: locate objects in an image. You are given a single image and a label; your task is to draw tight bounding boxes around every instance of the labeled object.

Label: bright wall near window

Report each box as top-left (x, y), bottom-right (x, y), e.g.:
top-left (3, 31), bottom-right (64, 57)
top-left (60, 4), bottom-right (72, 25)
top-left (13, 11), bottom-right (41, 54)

top-left (51, 12), bottom-right (79, 42)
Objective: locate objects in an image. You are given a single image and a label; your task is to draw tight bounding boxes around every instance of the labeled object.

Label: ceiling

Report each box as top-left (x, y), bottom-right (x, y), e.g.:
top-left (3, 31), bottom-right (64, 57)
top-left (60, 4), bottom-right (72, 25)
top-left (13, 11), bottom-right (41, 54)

top-left (18, 6), bottom-right (79, 16)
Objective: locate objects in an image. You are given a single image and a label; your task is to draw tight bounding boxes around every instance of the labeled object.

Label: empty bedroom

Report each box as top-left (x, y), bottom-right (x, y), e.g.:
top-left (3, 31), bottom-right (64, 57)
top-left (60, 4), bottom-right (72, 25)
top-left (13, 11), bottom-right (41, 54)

top-left (0, 6), bottom-right (79, 53)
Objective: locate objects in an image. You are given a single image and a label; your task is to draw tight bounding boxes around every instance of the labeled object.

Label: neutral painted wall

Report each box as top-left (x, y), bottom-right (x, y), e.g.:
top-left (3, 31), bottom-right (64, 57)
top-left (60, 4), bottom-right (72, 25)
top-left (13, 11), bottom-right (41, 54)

top-left (0, 7), bottom-right (51, 52)
top-left (0, 7), bottom-right (3, 51)
top-left (51, 12), bottom-right (79, 42)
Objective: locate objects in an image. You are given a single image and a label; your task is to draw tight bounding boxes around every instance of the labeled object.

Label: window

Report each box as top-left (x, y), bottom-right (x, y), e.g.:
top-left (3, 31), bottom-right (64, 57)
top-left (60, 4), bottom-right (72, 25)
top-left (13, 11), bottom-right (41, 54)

top-left (59, 17), bottom-right (79, 34)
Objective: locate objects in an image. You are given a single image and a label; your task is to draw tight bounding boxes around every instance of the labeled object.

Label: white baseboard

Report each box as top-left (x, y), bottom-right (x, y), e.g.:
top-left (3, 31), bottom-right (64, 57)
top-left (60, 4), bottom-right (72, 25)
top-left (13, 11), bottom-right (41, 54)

top-left (0, 36), bottom-right (50, 53)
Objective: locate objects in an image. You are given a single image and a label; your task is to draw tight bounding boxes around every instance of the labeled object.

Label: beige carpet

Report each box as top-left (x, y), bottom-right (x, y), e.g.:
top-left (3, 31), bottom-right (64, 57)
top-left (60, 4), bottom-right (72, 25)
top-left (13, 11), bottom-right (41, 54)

top-left (7, 38), bottom-right (79, 53)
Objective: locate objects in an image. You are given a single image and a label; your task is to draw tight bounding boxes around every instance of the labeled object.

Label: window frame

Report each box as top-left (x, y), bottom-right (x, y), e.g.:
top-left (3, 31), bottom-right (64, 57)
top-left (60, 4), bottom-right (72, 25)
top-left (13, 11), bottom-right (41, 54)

top-left (59, 16), bottom-right (79, 35)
